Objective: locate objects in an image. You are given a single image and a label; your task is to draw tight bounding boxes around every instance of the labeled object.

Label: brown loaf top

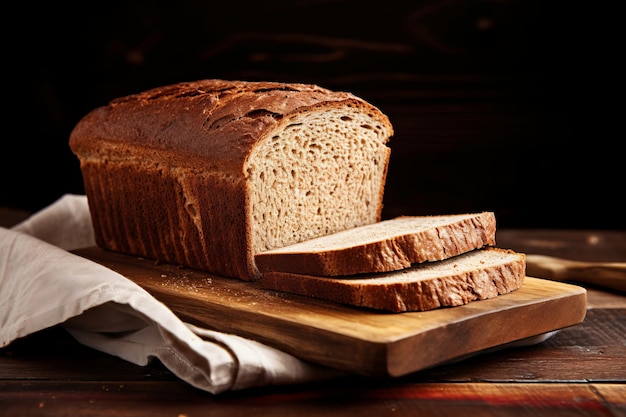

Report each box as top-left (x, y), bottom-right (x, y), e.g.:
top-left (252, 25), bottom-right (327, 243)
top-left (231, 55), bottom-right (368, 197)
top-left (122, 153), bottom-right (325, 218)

top-left (70, 79), bottom-right (386, 172)
top-left (255, 212), bottom-right (497, 276)
top-left (260, 248), bottom-right (526, 313)
top-left (69, 79), bottom-right (393, 280)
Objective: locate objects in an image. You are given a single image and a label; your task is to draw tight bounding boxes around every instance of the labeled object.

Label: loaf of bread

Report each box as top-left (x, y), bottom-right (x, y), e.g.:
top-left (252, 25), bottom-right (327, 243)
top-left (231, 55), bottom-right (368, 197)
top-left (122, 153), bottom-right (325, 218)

top-left (69, 79), bottom-right (393, 280)
top-left (255, 212), bottom-right (497, 276)
top-left (261, 248), bottom-right (526, 312)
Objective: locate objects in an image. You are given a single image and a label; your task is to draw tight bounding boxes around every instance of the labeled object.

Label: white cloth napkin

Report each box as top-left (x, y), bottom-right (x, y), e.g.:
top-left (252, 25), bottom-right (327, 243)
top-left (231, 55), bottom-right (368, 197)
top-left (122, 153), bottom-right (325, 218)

top-left (0, 194), bottom-right (343, 394)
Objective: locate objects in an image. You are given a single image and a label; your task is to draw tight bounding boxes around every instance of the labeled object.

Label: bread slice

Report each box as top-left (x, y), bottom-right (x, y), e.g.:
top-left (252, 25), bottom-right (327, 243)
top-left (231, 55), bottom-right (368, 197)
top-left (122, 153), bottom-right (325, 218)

top-left (255, 212), bottom-right (497, 276)
top-left (69, 79), bottom-right (393, 280)
top-left (260, 248), bottom-right (526, 312)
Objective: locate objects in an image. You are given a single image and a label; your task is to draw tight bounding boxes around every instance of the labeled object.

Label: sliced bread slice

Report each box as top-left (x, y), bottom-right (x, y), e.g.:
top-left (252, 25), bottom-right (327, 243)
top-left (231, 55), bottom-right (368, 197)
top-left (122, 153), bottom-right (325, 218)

top-left (255, 212), bottom-right (496, 276)
top-left (260, 247), bottom-right (526, 312)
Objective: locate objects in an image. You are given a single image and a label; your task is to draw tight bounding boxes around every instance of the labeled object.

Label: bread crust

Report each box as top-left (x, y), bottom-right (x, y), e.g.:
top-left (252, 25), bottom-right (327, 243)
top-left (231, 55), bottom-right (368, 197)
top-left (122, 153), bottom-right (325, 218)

top-left (70, 80), bottom-right (391, 172)
top-left (70, 79), bottom-right (393, 280)
top-left (260, 248), bottom-right (526, 312)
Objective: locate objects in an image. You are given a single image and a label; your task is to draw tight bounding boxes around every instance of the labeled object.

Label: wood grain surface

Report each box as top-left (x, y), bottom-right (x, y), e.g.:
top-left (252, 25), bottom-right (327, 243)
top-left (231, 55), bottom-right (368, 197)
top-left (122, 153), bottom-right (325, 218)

top-left (2, 225), bottom-right (624, 416)
top-left (73, 246), bottom-right (587, 377)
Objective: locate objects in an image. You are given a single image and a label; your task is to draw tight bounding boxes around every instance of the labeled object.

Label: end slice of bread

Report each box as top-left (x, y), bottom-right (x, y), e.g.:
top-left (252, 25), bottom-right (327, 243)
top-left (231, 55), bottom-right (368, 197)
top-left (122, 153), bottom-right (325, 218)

top-left (260, 247), bottom-right (526, 312)
top-left (255, 212), bottom-right (497, 276)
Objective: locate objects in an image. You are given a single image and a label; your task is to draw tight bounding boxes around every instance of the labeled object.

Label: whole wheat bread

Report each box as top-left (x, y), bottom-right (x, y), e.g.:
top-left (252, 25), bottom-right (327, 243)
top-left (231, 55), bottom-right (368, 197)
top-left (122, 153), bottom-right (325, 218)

top-left (69, 79), bottom-right (393, 280)
top-left (261, 247), bottom-right (526, 312)
top-left (255, 212), bottom-right (497, 276)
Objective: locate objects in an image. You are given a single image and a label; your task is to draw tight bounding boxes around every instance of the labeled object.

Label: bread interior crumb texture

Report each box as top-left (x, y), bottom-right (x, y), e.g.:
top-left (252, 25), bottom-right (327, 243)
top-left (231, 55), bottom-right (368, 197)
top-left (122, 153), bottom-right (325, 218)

top-left (246, 106), bottom-right (390, 253)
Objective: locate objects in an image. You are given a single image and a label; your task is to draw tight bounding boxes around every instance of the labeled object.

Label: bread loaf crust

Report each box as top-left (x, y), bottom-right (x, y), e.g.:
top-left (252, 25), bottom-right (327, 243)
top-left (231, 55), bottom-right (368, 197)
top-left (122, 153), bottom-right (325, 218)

top-left (70, 80), bottom-right (386, 171)
top-left (260, 248), bottom-right (526, 312)
top-left (70, 79), bottom-right (393, 280)
top-left (255, 212), bottom-right (497, 276)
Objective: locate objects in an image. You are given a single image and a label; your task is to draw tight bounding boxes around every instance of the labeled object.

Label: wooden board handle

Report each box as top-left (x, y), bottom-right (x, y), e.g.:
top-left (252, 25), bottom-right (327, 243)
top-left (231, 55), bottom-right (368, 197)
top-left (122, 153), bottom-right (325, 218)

top-left (525, 254), bottom-right (626, 293)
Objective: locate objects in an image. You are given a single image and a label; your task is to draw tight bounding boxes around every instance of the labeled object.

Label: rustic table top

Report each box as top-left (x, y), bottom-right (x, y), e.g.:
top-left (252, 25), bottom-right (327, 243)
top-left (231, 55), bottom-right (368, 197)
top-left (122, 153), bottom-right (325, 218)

top-left (1, 209), bottom-right (625, 416)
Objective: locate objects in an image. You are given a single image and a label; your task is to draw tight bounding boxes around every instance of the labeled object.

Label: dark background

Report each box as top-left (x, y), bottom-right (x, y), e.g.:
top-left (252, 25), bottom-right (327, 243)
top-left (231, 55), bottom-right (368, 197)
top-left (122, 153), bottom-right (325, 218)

top-left (3, 1), bottom-right (622, 229)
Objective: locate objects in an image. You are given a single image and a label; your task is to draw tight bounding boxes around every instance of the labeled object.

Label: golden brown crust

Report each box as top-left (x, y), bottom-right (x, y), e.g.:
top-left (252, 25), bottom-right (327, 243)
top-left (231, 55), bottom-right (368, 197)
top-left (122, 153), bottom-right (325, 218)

top-left (70, 79), bottom-right (392, 173)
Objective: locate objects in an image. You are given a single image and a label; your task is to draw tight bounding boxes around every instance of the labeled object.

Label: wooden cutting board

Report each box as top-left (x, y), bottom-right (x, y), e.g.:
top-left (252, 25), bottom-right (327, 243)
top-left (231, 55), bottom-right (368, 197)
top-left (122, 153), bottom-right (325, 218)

top-left (74, 247), bottom-right (587, 377)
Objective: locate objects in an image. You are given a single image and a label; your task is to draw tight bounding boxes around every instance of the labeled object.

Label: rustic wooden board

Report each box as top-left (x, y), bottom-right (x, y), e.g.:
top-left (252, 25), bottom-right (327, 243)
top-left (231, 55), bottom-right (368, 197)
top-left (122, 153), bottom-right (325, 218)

top-left (74, 247), bottom-right (588, 377)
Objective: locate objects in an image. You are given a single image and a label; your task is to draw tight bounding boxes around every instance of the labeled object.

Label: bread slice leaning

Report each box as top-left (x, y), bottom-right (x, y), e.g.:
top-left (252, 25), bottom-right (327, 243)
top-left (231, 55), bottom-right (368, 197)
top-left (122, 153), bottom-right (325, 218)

top-left (260, 248), bottom-right (526, 312)
top-left (255, 212), bottom-right (496, 276)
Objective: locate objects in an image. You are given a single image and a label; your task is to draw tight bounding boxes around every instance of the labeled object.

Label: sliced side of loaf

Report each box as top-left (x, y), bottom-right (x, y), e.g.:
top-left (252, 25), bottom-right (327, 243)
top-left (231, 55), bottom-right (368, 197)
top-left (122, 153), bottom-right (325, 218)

top-left (255, 212), bottom-right (496, 276)
top-left (260, 248), bottom-right (526, 312)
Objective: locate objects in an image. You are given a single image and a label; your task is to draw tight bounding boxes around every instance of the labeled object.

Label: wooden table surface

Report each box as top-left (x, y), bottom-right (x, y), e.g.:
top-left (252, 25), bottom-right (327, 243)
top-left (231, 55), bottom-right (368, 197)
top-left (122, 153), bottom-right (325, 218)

top-left (1, 209), bottom-right (625, 416)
